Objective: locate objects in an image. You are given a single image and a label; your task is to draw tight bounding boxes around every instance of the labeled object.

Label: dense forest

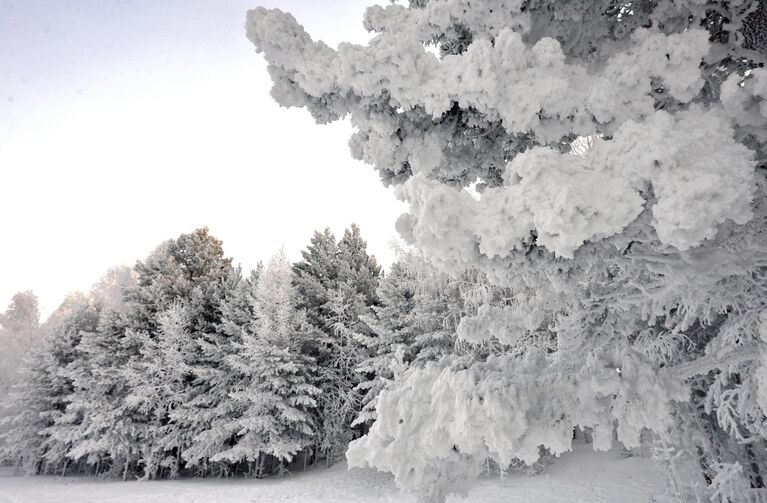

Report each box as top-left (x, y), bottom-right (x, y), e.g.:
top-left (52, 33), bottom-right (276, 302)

top-left (0, 226), bottom-right (484, 480)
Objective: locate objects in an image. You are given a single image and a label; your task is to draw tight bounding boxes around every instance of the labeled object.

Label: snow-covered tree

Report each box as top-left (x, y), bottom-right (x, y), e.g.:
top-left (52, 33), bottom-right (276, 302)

top-left (119, 228), bottom-right (236, 478)
top-left (51, 266), bottom-right (140, 478)
top-left (247, 1), bottom-right (767, 500)
top-left (336, 225), bottom-right (381, 310)
top-left (58, 229), bottom-right (237, 479)
top-left (0, 292), bottom-right (40, 463)
top-left (181, 265), bottom-right (259, 474)
top-left (64, 308), bottom-right (141, 479)
top-left (293, 225), bottom-right (382, 463)
top-left (293, 228), bottom-right (339, 331)
top-left (0, 293), bottom-right (96, 474)
top-left (65, 267), bottom-right (164, 480)
top-left (0, 291), bottom-right (41, 397)
top-left (124, 302), bottom-right (194, 478)
top-left (211, 250), bottom-right (318, 476)
top-left (318, 225), bottom-right (381, 460)
top-left (8, 270), bottom-right (138, 478)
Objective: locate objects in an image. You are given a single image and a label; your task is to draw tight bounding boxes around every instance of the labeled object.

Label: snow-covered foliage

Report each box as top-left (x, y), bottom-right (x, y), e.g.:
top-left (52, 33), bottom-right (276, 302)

top-left (348, 347), bottom-right (686, 501)
top-left (209, 250), bottom-right (318, 474)
top-left (181, 265), bottom-right (259, 471)
top-left (0, 230), bottom-right (323, 479)
top-left (0, 291), bottom-right (42, 459)
top-left (245, 2), bottom-right (763, 261)
top-left (1, 293), bottom-right (96, 474)
top-left (293, 225), bottom-right (382, 464)
top-left (247, 0), bottom-right (767, 501)
top-left (0, 292), bottom-right (40, 398)
top-left (354, 251), bottom-right (464, 427)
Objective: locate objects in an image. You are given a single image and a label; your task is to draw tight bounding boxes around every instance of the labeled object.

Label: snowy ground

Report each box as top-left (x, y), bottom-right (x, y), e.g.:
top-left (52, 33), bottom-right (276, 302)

top-left (0, 443), bottom-right (671, 503)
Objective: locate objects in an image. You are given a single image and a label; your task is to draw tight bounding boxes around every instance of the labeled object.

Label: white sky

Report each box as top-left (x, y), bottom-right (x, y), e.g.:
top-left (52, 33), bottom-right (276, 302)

top-left (0, 0), bottom-right (408, 319)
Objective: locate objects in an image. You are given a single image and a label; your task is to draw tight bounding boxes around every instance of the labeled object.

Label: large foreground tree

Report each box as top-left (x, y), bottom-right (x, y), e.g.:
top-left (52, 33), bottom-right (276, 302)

top-left (246, 1), bottom-right (767, 501)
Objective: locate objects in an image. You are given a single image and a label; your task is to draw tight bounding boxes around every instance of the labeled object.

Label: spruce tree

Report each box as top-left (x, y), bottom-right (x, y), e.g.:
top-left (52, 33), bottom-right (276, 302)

top-left (293, 228), bottom-right (338, 331)
top-left (63, 265), bottom-right (139, 477)
top-left (0, 293), bottom-right (95, 474)
top-left (122, 228), bottom-right (235, 478)
top-left (211, 251), bottom-right (318, 476)
top-left (65, 309), bottom-right (142, 478)
top-left (306, 224), bottom-right (382, 463)
top-left (182, 265), bottom-right (259, 473)
top-left (124, 302), bottom-right (193, 478)
top-left (0, 291), bottom-right (41, 396)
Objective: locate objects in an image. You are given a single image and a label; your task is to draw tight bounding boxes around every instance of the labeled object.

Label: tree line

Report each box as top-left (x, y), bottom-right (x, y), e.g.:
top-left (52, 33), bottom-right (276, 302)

top-left (0, 225), bottom-right (485, 479)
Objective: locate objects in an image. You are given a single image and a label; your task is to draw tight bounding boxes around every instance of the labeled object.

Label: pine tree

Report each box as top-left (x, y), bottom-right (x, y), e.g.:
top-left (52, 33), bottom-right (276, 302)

top-left (336, 225), bottom-right (380, 310)
top-left (66, 308), bottom-right (144, 479)
top-left (211, 250), bottom-right (318, 476)
top-left (62, 267), bottom-right (139, 477)
top-left (40, 298), bottom-right (102, 475)
top-left (182, 265), bottom-right (260, 473)
top-left (0, 291), bottom-right (41, 396)
top-left (58, 229), bottom-right (237, 479)
top-left (315, 224), bottom-right (382, 462)
top-left (293, 228), bottom-right (338, 331)
top-left (0, 347), bottom-right (56, 472)
top-left (124, 302), bottom-right (193, 478)
top-left (0, 293), bottom-right (96, 474)
top-left (120, 228), bottom-right (236, 478)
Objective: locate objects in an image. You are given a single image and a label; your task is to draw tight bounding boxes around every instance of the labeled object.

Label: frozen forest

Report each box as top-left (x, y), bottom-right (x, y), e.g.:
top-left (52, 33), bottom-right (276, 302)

top-left (2, 0), bottom-right (767, 502)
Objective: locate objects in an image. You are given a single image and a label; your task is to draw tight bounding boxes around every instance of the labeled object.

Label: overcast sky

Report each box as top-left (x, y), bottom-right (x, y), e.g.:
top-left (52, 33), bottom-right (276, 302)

top-left (0, 0), bottom-right (407, 318)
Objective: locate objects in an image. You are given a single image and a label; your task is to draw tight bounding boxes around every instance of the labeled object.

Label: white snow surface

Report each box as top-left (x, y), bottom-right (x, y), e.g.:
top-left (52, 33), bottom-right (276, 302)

top-left (0, 443), bottom-right (670, 503)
